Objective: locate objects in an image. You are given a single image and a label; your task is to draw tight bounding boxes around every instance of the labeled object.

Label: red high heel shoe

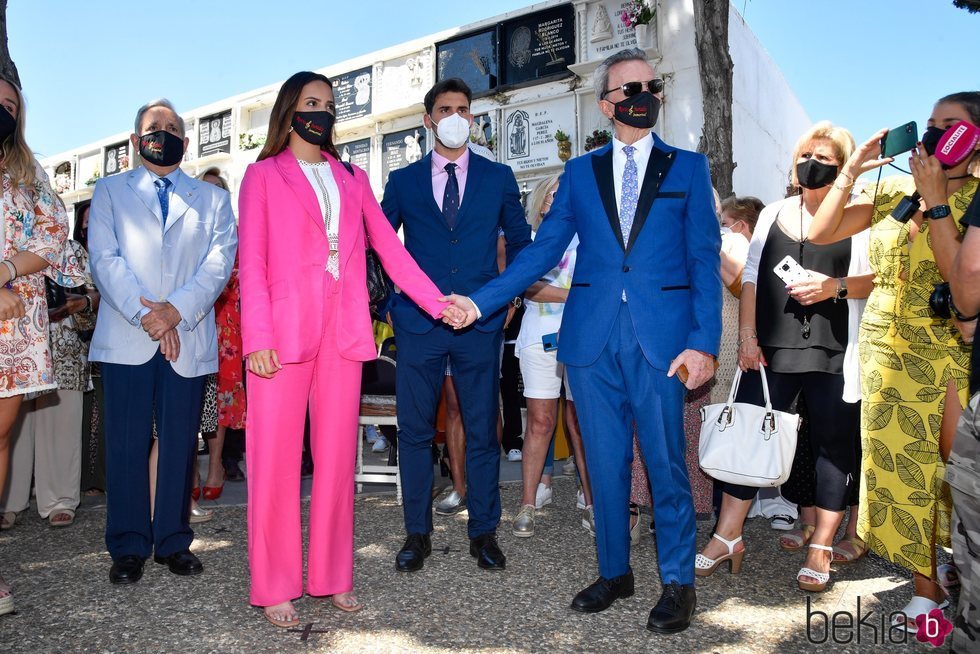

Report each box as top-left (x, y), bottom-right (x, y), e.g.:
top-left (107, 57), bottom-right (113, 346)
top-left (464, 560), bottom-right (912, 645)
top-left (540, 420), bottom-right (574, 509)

top-left (202, 474), bottom-right (225, 501)
top-left (191, 487), bottom-right (201, 501)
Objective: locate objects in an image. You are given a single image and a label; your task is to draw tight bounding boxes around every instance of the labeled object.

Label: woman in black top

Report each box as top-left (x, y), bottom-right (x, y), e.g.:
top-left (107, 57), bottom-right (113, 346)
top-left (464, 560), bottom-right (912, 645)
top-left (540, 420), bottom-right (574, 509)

top-left (695, 123), bottom-right (874, 592)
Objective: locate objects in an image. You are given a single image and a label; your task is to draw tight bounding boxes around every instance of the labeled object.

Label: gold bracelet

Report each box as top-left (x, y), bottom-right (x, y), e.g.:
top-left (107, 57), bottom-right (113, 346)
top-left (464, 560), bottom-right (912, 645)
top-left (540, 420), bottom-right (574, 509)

top-left (738, 327), bottom-right (756, 334)
top-left (737, 335), bottom-right (758, 346)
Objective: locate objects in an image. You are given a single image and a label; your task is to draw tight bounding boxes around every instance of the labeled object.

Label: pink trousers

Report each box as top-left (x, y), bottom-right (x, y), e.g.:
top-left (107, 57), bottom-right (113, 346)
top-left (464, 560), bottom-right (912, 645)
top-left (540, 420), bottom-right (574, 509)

top-left (245, 299), bottom-right (362, 607)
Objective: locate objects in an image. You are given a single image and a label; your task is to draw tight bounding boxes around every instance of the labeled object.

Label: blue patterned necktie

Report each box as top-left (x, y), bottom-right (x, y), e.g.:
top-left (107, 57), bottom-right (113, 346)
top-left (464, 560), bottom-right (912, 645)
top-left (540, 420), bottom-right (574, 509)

top-left (443, 162), bottom-right (459, 229)
top-left (620, 145), bottom-right (638, 245)
top-left (154, 177), bottom-right (172, 229)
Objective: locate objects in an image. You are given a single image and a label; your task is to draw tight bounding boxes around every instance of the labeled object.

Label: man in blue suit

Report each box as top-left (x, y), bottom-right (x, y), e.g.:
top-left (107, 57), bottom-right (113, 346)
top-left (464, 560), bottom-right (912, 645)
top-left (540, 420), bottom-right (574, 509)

top-left (443, 49), bottom-right (721, 633)
top-left (89, 99), bottom-right (237, 585)
top-left (383, 78), bottom-right (531, 573)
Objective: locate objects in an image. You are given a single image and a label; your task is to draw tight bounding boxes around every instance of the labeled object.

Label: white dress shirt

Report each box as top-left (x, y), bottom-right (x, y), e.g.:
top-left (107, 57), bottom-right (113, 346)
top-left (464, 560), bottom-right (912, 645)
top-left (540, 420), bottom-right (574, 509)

top-left (297, 160), bottom-right (342, 243)
top-left (611, 132), bottom-right (655, 214)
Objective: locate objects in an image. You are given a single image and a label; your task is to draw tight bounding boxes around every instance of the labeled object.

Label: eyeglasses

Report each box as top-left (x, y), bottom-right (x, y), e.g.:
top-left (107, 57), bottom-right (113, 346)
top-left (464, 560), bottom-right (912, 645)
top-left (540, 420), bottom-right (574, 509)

top-left (601, 78), bottom-right (664, 100)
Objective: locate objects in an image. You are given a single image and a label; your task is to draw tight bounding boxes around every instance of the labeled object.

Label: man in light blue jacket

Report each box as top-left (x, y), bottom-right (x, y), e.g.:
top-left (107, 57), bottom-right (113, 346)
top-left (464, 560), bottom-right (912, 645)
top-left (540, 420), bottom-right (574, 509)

top-left (89, 99), bottom-right (237, 585)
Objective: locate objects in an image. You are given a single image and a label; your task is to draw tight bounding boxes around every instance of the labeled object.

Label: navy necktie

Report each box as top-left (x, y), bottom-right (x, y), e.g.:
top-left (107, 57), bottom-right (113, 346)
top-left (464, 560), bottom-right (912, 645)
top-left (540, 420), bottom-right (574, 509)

top-left (154, 177), bottom-right (172, 229)
top-left (442, 163), bottom-right (459, 229)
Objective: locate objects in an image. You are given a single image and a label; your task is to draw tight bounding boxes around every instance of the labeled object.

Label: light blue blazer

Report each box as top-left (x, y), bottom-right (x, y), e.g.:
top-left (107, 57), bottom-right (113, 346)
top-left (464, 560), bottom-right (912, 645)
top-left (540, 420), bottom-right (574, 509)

top-left (88, 166), bottom-right (237, 378)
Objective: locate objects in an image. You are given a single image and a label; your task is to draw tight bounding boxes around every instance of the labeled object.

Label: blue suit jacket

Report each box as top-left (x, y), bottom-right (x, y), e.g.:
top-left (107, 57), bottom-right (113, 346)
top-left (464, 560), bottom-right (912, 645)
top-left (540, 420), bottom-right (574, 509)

top-left (471, 134), bottom-right (721, 369)
top-left (382, 152), bottom-right (531, 334)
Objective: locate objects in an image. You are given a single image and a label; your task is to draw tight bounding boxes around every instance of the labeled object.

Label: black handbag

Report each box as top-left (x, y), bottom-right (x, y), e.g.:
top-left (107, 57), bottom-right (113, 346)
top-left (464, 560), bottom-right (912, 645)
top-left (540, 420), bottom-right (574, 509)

top-left (45, 277), bottom-right (67, 311)
top-left (340, 160), bottom-right (390, 310)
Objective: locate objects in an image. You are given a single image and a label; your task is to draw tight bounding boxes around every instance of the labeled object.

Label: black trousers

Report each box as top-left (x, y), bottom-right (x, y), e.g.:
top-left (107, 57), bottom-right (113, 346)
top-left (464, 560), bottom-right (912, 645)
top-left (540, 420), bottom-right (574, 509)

top-left (720, 369), bottom-right (859, 512)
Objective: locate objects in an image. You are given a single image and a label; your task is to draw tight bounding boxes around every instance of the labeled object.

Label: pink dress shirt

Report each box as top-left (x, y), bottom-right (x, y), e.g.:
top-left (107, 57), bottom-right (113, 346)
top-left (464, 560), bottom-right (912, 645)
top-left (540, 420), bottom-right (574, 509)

top-left (431, 148), bottom-right (470, 209)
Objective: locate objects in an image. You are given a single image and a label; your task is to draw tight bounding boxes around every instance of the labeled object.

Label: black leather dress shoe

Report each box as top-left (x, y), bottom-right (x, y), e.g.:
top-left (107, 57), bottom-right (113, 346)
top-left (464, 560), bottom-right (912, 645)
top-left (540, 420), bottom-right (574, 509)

top-left (109, 555), bottom-right (146, 585)
top-left (153, 549), bottom-right (204, 576)
top-left (395, 533), bottom-right (431, 572)
top-left (647, 582), bottom-right (697, 634)
top-left (469, 533), bottom-right (506, 570)
top-left (570, 571), bottom-right (635, 613)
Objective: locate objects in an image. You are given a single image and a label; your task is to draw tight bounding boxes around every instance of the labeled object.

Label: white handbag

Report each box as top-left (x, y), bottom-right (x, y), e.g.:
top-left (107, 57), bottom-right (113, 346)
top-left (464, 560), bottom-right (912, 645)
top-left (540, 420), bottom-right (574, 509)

top-left (698, 366), bottom-right (801, 487)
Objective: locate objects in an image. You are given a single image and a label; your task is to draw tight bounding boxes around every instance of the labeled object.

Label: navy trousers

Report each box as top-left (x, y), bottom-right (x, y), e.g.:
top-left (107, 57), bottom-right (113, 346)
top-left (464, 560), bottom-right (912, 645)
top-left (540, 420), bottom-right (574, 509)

top-left (566, 302), bottom-right (696, 585)
top-left (102, 351), bottom-right (206, 560)
top-left (395, 325), bottom-right (503, 539)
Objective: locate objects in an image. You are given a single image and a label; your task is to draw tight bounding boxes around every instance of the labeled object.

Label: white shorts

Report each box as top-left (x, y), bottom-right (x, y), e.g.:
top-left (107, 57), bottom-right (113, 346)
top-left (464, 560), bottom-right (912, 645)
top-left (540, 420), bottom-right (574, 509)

top-left (518, 342), bottom-right (573, 401)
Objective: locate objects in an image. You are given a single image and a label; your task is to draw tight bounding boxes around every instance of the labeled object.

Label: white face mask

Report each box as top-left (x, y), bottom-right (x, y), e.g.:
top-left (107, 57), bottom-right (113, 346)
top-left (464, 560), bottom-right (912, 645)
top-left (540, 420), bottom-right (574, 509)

top-left (432, 113), bottom-right (470, 149)
top-left (720, 226), bottom-right (732, 235)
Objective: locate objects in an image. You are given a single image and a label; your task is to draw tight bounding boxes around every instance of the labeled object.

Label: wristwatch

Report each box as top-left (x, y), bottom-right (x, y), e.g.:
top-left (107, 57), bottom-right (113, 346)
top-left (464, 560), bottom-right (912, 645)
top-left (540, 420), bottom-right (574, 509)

top-left (834, 277), bottom-right (848, 302)
top-left (923, 204), bottom-right (952, 220)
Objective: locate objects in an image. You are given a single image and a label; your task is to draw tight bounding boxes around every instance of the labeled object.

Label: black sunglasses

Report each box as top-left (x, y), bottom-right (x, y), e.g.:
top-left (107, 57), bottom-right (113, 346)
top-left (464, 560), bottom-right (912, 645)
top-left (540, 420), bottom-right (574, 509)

top-left (601, 79), bottom-right (664, 100)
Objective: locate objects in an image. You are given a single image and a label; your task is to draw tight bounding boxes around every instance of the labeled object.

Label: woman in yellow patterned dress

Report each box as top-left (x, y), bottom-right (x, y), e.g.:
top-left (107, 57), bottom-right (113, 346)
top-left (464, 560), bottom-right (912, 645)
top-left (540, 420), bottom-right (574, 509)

top-left (809, 92), bottom-right (979, 633)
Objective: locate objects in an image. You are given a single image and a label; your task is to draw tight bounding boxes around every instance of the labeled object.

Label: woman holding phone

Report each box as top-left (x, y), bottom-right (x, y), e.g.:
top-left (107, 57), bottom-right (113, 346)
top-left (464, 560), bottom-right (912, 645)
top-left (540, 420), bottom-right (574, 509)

top-left (696, 122), bottom-right (873, 594)
top-left (809, 92), bottom-right (979, 633)
top-left (239, 71), bottom-right (456, 628)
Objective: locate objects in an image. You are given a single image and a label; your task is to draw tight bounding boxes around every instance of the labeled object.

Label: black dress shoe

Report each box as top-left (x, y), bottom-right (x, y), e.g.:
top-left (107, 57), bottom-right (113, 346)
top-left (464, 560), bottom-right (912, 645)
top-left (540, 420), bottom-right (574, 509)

top-left (647, 582), bottom-right (697, 634)
top-left (153, 549), bottom-right (204, 576)
top-left (109, 555), bottom-right (145, 585)
top-left (469, 533), bottom-right (506, 570)
top-left (222, 458), bottom-right (245, 482)
top-left (395, 533), bottom-right (431, 572)
top-left (571, 571), bottom-right (635, 613)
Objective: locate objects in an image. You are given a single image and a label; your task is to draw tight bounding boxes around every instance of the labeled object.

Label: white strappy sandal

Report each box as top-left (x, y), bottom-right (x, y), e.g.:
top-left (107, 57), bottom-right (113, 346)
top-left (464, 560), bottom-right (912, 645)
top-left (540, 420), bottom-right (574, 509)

top-left (797, 543), bottom-right (833, 592)
top-left (891, 596), bottom-right (950, 633)
top-left (695, 533), bottom-right (744, 577)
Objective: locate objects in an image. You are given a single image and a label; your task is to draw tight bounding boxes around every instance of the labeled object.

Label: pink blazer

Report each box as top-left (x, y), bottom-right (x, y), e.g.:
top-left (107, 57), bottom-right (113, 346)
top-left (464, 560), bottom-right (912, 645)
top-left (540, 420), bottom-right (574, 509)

top-left (238, 149), bottom-right (447, 363)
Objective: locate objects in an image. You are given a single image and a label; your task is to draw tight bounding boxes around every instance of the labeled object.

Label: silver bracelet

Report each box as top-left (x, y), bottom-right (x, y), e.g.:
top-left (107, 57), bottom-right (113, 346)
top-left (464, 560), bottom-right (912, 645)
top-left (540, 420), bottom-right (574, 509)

top-left (1, 259), bottom-right (16, 283)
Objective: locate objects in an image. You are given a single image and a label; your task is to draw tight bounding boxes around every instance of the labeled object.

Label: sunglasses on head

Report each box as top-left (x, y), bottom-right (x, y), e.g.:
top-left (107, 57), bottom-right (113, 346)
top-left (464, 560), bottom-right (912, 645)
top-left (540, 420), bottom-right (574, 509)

top-left (601, 78), bottom-right (664, 100)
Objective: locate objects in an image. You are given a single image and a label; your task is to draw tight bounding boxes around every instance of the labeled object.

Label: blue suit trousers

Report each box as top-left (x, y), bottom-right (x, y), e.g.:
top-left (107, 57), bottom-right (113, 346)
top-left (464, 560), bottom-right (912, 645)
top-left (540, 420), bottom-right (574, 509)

top-left (567, 302), bottom-right (696, 584)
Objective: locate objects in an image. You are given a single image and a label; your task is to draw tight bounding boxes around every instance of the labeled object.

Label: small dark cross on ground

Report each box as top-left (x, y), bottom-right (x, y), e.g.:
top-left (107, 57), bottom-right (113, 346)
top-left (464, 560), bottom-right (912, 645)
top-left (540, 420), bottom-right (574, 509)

top-left (440, 545), bottom-right (460, 555)
top-left (287, 623), bottom-right (330, 642)
top-left (212, 526), bottom-right (230, 533)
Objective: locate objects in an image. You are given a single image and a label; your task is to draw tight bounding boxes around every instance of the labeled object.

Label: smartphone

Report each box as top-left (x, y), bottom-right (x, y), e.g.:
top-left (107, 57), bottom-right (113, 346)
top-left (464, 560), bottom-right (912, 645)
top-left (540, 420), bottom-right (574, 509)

top-left (542, 332), bottom-right (559, 352)
top-left (772, 255), bottom-right (810, 286)
top-left (881, 121), bottom-right (917, 159)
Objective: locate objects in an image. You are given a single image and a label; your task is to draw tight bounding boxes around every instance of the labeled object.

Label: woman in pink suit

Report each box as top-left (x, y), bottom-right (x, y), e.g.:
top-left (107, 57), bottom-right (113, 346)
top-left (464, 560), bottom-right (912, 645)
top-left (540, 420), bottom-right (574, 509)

top-left (239, 71), bottom-right (455, 627)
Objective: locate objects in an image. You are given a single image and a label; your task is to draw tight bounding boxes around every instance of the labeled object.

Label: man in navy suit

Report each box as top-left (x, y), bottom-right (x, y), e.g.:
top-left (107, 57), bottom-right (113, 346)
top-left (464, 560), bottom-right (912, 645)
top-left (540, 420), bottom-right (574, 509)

top-left (382, 78), bottom-right (531, 572)
top-left (443, 49), bottom-right (721, 633)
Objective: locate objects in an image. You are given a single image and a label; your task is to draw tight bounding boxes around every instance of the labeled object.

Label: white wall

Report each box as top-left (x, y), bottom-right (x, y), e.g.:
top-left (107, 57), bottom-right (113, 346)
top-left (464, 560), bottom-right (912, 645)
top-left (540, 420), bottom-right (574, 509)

top-left (728, 2), bottom-right (810, 203)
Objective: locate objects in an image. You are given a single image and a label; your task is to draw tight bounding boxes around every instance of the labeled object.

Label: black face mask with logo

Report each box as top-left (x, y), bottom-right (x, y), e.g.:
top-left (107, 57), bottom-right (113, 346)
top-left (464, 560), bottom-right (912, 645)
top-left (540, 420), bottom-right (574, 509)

top-left (796, 159), bottom-right (838, 190)
top-left (613, 92), bottom-right (661, 130)
top-left (138, 130), bottom-right (185, 167)
top-left (0, 105), bottom-right (16, 143)
top-left (292, 111), bottom-right (335, 146)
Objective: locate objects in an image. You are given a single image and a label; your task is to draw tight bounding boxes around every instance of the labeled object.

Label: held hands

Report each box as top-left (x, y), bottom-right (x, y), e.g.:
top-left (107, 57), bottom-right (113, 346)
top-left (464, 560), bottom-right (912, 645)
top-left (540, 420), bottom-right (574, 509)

top-left (787, 271), bottom-right (834, 306)
top-left (140, 297), bottom-right (181, 340)
top-left (0, 288), bottom-right (25, 321)
top-left (247, 349), bottom-right (282, 379)
top-left (667, 349), bottom-right (716, 390)
top-left (438, 295), bottom-right (478, 329)
top-left (909, 143), bottom-right (948, 209)
top-left (158, 328), bottom-right (181, 362)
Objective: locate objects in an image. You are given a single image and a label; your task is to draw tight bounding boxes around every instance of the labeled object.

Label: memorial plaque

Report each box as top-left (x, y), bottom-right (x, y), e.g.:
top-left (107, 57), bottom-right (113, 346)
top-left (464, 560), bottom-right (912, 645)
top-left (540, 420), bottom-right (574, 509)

top-left (338, 138), bottom-right (371, 178)
top-left (587, 1), bottom-right (639, 60)
top-left (436, 29), bottom-right (497, 95)
top-left (198, 110), bottom-right (232, 157)
top-left (503, 97), bottom-right (575, 172)
top-left (381, 128), bottom-right (426, 185)
top-left (501, 4), bottom-right (575, 86)
top-left (103, 141), bottom-right (129, 177)
top-left (376, 50), bottom-right (434, 114)
top-left (334, 66), bottom-right (373, 122)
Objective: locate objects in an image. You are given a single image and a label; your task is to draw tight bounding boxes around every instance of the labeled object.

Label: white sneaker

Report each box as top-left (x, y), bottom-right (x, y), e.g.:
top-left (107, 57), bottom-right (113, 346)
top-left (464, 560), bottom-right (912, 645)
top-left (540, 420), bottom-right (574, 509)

top-left (506, 448), bottom-right (522, 462)
top-left (563, 456), bottom-right (577, 475)
top-left (364, 424), bottom-right (380, 444)
top-left (582, 505), bottom-right (595, 536)
top-left (371, 435), bottom-right (389, 453)
top-left (534, 483), bottom-right (553, 509)
top-left (576, 489), bottom-right (586, 510)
